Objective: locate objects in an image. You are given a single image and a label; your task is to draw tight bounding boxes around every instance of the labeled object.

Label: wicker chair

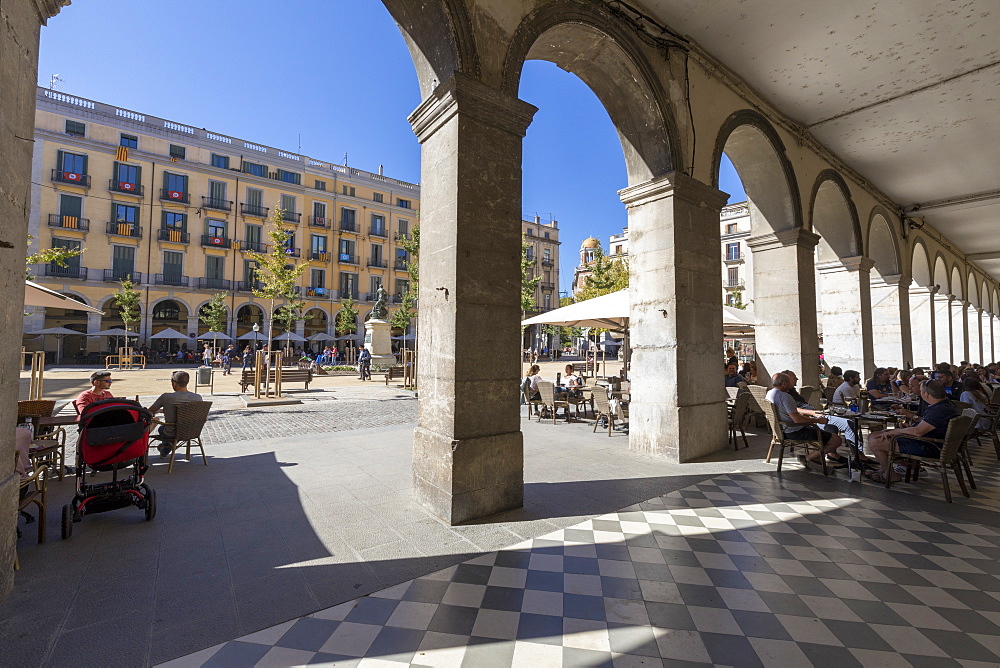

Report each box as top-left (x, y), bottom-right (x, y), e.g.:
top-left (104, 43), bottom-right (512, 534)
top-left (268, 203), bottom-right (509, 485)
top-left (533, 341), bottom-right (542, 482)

top-left (523, 386), bottom-right (543, 419)
top-left (886, 413), bottom-right (973, 502)
top-left (18, 399), bottom-right (66, 481)
top-left (728, 391), bottom-right (752, 450)
top-left (592, 389), bottom-right (618, 436)
top-left (536, 382), bottom-right (569, 424)
top-left (758, 393), bottom-right (828, 475)
top-left (151, 401), bottom-right (213, 473)
top-left (18, 457), bottom-right (48, 544)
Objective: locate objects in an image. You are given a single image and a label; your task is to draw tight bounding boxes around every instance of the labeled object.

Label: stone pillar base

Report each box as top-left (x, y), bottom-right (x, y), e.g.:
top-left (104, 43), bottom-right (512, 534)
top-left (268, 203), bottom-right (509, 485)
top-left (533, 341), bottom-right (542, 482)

top-left (412, 427), bottom-right (524, 525)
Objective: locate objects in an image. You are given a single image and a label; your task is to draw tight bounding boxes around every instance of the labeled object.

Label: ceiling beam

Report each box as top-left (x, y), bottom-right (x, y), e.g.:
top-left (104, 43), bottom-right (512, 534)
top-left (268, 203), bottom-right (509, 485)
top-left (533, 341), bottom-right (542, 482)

top-left (967, 251), bottom-right (1000, 261)
top-left (905, 190), bottom-right (1000, 215)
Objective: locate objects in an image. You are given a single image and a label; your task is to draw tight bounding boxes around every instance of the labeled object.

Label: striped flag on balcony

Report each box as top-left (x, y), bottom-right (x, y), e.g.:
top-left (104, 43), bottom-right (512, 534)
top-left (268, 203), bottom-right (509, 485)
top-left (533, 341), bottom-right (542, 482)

top-left (169, 229), bottom-right (182, 242)
top-left (62, 216), bottom-right (78, 229)
top-left (118, 223), bottom-right (131, 236)
top-left (116, 146), bottom-right (129, 161)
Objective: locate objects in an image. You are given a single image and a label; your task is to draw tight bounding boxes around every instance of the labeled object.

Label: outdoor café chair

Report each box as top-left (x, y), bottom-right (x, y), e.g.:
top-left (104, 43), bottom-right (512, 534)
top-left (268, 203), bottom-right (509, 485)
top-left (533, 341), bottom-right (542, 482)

top-left (151, 401), bottom-right (213, 473)
top-left (18, 399), bottom-right (66, 480)
top-left (759, 396), bottom-right (828, 476)
top-left (537, 381), bottom-right (570, 424)
top-left (592, 390), bottom-right (618, 437)
top-left (17, 453), bottom-right (47, 545)
top-left (523, 387), bottom-right (544, 419)
top-left (728, 390), bottom-right (752, 451)
top-left (886, 413), bottom-right (974, 502)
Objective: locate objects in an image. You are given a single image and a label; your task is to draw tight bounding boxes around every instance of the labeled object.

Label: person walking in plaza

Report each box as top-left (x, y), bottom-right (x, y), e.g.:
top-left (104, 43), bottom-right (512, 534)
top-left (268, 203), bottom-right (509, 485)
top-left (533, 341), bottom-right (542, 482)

top-left (358, 345), bottom-right (372, 381)
top-left (148, 370), bottom-right (203, 458)
top-left (241, 345), bottom-right (253, 373)
top-left (221, 346), bottom-right (233, 376)
top-left (202, 343), bottom-right (213, 367)
top-left (74, 370), bottom-right (115, 413)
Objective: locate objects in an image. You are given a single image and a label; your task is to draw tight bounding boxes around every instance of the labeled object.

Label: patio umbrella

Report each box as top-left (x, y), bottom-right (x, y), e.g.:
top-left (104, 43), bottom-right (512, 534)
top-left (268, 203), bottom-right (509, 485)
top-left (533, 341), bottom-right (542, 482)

top-left (199, 331), bottom-right (233, 341)
top-left (237, 331), bottom-right (267, 341)
top-left (308, 332), bottom-right (336, 342)
top-left (24, 281), bottom-right (103, 314)
top-left (90, 327), bottom-right (139, 354)
top-left (151, 327), bottom-right (191, 356)
top-left (26, 326), bottom-right (86, 364)
top-left (273, 331), bottom-right (306, 342)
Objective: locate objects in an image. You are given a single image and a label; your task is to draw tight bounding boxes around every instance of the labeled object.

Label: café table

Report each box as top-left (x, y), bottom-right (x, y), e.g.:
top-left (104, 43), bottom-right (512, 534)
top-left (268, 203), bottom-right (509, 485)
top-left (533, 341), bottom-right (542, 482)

top-left (824, 407), bottom-right (899, 475)
top-left (37, 414), bottom-right (79, 428)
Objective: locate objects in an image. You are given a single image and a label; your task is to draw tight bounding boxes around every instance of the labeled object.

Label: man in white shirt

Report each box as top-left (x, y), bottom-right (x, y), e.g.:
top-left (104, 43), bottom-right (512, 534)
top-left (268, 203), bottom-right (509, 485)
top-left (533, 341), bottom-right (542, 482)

top-left (765, 373), bottom-right (841, 468)
top-left (832, 370), bottom-right (861, 406)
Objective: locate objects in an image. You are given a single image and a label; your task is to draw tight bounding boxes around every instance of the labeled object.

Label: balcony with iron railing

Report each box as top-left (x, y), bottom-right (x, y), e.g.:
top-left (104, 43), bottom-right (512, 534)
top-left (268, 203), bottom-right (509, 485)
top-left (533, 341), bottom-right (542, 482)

top-left (305, 286), bottom-right (330, 298)
top-left (237, 280), bottom-right (263, 293)
top-left (340, 220), bottom-right (357, 232)
top-left (368, 258), bottom-right (387, 269)
top-left (282, 211), bottom-right (301, 224)
top-left (540, 281), bottom-right (555, 291)
top-left (157, 228), bottom-right (190, 244)
top-left (202, 196), bottom-right (233, 212)
top-left (238, 240), bottom-right (268, 253)
top-left (160, 188), bottom-right (190, 204)
top-left (201, 235), bottom-right (232, 249)
top-left (285, 247), bottom-right (301, 258)
top-left (395, 232), bottom-right (410, 242)
top-left (154, 273), bottom-right (189, 287)
top-left (241, 203), bottom-right (269, 218)
top-left (723, 251), bottom-right (744, 263)
top-left (109, 180), bottom-right (144, 196)
top-left (103, 269), bottom-right (141, 284)
top-left (339, 289), bottom-right (360, 300)
top-left (198, 277), bottom-right (232, 290)
top-left (309, 216), bottom-right (328, 228)
top-left (541, 259), bottom-right (554, 267)
top-left (338, 253), bottom-right (358, 265)
top-left (51, 169), bottom-right (91, 187)
top-left (394, 260), bottom-right (408, 271)
top-left (310, 250), bottom-right (331, 261)
top-left (369, 226), bottom-right (388, 238)
top-left (43, 264), bottom-right (87, 280)
top-left (48, 214), bottom-right (89, 231)
top-left (106, 221), bottom-right (141, 238)
top-left (725, 279), bottom-right (746, 290)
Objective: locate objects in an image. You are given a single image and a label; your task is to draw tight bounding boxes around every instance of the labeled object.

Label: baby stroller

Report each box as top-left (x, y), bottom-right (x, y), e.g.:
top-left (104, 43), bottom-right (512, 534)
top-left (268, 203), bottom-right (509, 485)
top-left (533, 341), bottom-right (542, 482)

top-left (62, 398), bottom-right (155, 539)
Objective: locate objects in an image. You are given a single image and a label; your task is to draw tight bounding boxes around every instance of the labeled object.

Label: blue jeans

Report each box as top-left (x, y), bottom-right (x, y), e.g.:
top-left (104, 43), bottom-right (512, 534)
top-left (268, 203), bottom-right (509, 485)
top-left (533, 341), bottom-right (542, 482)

top-left (822, 414), bottom-right (857, 447)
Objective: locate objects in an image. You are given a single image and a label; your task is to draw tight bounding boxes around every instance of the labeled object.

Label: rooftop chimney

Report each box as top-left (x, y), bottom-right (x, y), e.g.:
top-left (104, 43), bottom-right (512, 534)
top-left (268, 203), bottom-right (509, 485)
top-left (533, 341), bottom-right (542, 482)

top-left (534, 215), bottom-right (540, 224)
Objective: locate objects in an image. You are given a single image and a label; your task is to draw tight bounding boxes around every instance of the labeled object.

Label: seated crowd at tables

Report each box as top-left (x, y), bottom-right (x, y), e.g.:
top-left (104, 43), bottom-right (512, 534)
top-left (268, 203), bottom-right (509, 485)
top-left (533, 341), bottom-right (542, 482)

top-left (766, 359), bottom-right (999, 483)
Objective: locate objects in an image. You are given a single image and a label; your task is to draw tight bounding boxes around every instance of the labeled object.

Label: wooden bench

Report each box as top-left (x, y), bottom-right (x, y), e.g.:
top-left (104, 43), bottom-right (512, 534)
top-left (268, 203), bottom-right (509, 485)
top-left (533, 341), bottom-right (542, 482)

top-left (240, 368), bottom-right (313, 392)
top-left (382, 366), bottom-right (405, 385)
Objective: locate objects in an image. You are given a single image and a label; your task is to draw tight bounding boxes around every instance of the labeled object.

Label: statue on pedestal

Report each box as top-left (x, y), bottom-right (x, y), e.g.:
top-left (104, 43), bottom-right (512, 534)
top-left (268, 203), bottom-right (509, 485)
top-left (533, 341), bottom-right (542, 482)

top-left (370, 285), bottom-right (389, 321)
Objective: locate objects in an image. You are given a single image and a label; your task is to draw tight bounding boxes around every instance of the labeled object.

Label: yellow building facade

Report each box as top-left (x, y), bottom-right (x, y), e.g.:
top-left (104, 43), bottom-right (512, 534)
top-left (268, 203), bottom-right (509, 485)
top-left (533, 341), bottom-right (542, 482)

top-left (25, 88), bottom-right (419, 360)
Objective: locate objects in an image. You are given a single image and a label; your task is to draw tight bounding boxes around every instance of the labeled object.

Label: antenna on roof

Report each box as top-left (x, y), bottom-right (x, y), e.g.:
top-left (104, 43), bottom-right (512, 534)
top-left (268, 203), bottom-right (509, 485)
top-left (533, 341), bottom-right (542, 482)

top-left (49, 74), bottom-right (63, 90)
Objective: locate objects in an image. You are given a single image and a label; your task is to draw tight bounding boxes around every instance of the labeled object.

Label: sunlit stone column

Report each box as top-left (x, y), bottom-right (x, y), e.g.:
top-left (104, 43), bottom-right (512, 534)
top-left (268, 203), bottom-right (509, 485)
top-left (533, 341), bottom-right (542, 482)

top-left (969, 306), bottom-right (982, 365)
top-left (407, 74), bottom-right (536, 524)
top-left (620, 173), bottom-right (728, 461)
top-left (816, 257), bottom-right (874, 377)
top-left (869, 273), bottom-right (911, 368)
top-left (747, 228), bottom-right (821, 387)
top-left (934, 292), bottom-right (952, 364)
top-left (952, 298), bottom-right (968, 363)
top-left (985, 312), bottom-right (996, 363)
top-left (909, 285), bottom-right (936, 368)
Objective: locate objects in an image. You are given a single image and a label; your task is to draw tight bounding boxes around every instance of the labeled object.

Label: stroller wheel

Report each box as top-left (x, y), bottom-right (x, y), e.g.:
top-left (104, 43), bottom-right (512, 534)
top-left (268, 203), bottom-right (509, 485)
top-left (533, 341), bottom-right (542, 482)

top-left (61, 505), bottom-right (73, 540)
top-left (143, 486), bottom-right (156, 521)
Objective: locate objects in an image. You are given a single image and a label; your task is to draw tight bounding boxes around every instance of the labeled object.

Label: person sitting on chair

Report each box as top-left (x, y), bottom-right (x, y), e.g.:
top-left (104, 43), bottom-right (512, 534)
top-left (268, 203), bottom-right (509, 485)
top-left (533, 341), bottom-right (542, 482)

top-left (74, 370), bottom-right (115, 413)
top-left (148, 370), bottom-right (203, 458)
top-left (766, 373), bottom-right (842, 469)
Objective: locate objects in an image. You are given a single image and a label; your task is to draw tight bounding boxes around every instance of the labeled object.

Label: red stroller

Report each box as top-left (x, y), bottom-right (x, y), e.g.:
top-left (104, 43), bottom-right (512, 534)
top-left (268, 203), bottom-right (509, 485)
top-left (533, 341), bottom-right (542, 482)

top-left (62, 398), bottom-right (156, 539)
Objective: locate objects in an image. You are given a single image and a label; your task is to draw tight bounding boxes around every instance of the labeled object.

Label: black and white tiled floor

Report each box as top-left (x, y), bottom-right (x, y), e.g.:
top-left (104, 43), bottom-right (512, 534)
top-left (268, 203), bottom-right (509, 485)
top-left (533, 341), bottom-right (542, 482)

top-left (163, 473), bottom-right (1000, 667)
top-left (876, 437), bottom-right (1000, 511)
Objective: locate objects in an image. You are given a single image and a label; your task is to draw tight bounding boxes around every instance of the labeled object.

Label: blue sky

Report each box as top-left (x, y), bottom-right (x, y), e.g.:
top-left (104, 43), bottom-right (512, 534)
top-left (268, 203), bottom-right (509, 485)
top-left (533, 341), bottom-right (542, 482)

top-left (38, 0), bottom-right (745, 293)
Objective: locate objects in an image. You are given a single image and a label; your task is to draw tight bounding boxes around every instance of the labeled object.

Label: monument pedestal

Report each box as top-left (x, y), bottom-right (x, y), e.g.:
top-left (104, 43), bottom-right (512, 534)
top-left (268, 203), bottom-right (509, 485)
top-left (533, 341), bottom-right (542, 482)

top-left (364, 319), bottom-right (396, 368)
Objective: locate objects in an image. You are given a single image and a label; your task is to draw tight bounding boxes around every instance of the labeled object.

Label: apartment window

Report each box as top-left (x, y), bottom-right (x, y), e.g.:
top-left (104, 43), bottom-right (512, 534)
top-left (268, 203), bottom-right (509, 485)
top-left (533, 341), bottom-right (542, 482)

top-left (398, 220), bottom-right (409, 237)
top-left (543, 248), bottom-right (551, 262)
top-left (369, 275), bottom-right (383, 294)
top-left (163, 251), bottom-right (184, 279)
top-left (206, 255), bottom-right (225, 281)
top-left (342, 185), bottom-right (355, 197)
top-left (373, 192), bottom-right (384, 203)
top-left (113, 203), bottom-right (138, 225)
top-left (162, 211), bottom-right (187, 231)
top-left (280, 194), bottom-right (296, 215)
top-left (285, 232), bottom-right (296, 252)
top-left (371, 244), bottom-right (384, 265)
top-left (311, 235), bottom-right (327, 254)
top-left (208, 180), bottom-right (227, 204)
top-left (51, 239), bottom-right (82, 272)
top-left (246, 187), bottom-right (264, 209)
top-left (211, 154), bottom-right (230, 169)
top-left (65, 120), bottom-right (86, 136)
top-left (59, 193), bottom-right (83, 218)
top-left (725, 223), bottom-right (738, 235)
top-left (57, 150), bottom-right (87, 176)
top-left (207, 219), bottom-right (226, 238)
top-left (114, 162), bottom-right (140, 186)
top-left (312, 202), bottom-right (326, 219)
top-left (314, 179), bottom-right (326, 191)
top-left (112, 246), bottom-right (136, 279)
top-left (340, 207), bottom-right (356, 230)
top-left (727, 267), bottom-right (740, 287)
top-left (340, 272), bottom-right (358, 297)
top-left (726, 242), bottom-right (740, 261)
top-left (243, 259), bottom-right (259, 285)
top-left (395, 279), bottom-right (409, 297)
top-left (243, 161), bottom-right (267, 177)
top-left (396, 248), bottom-right (408, 265)
top-left (371, 214), bottom-right (385, 236)
top-left (120, 134), bottom-right (138, 149)
top-left (526, 228), bottom-right (534, 236)
top-left (544, 232), bottom-right (550, 239)
top-left (339, 238), bottom-right (355, 260)
top-left (163, 172), bottom-right (188, 194)
top-left (169, 144), bottom-right (186, 160)
top-left (276, 169), bottom-right (301, 185)
top-left (615, 245), bottom-right (623, 255)
top-left (396, 198), bottom-right (411, 209)
top-left (544, 294), bottom-right (551, 309)
top-left (310, 269), bottom-right (325, 288)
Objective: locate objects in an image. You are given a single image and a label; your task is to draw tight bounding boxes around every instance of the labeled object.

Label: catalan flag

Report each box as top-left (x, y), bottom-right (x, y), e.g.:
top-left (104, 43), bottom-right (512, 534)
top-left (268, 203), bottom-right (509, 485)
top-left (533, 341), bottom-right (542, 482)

top-left (62, 215), bottom-right (78, 229)
top-left (170, 156), bottom-right (178, 163)
top-left (116, 145), bottom-right (128, 162)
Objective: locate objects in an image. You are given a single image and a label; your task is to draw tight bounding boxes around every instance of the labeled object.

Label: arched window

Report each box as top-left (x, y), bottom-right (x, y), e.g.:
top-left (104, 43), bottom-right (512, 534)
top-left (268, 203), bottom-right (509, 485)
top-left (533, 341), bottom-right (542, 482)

top-left (152, 300), bottom-right (180, 321)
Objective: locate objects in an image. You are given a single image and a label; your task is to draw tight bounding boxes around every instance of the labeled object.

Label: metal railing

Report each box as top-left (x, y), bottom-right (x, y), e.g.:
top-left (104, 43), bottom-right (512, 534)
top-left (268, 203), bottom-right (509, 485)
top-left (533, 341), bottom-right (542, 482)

top-left (286, 247), bottom-right (301, 258)
top-left (541, 259), bottom-right (554, 267)
top-left (306, 286), bottom-right (330, 297)
top-left (197, 277), bottom-right (232, 290)
top-left (43, 265), bottom-right (87, 280)
top-left (106, 221), bottom-right (141, 237)
top-left (239, 240), bottom-right (268, 253)
top-left (237, 280), bottom-right (263, 292)
top-left (369, 226), bottom-right (388, 238)
top-left (282, 211), bottom-right (301, 224)
top-left (368, 258), bottom-right (387, 268)
top-left (159, 188), bottom-right (190, 204)
top-left (724, 252), bottom-right (744, 262)
top-left (201, 235), bottom-right (232, 249)
top-left (48, 214), bottom-right (89, 231)
top-left (725, 279), bottom-right (746, 289)
top-left (310, 250), bottom-right (331, 261)
top-left (202, 196), bottom-right (233, 212)
top-left (154, 273), bottom-right (189, 287)
top-left (540, 282), bottom-right (555, 290)
top-left (109, 180), bottom-right (144, 196)
top-left (157, 229), bottom-right (190, 243)
top-left (103, 269), bottom-right (142, 283)
top-left (339, 289), bottom-right (359, 300)
top-left (309, 216), bottom-right (328, 228)
top-left (394, 260), bottom-right (408, 271)
top-left (338, 254), bottom-right (358, 265)
top-left (241, 203), bottom-right (269, 218)
top-left (51, 169), bottom-right (91, 187)
top-left (340, 220), bottom-right (357, 232)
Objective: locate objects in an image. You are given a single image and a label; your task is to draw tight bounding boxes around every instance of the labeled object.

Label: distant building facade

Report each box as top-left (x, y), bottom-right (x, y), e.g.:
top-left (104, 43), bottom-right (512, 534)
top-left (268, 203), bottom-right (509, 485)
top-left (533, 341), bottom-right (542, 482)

top-left (523, 215), bottom-right (561, 352)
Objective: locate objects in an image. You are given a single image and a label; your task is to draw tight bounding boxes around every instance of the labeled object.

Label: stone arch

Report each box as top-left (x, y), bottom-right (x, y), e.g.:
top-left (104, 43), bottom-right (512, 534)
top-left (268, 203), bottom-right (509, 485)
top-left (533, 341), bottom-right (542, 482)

top-left (995, 287), bottom-right (1000, 317)
top-left (196, 300), bottom-right (231, 334)
top-left (809, 170), bottom-right (862, 262)
top-left (933, 254), bottom-right (950, 293)
top-left (58, 291), bottom-right (92, 306)
top-left (967, 272), bottom-right (981, 309)
top-left (501, 1), bottom-right (680, 182)
top-left (951, 265), bottom-right (964, 301)
top-left (866, 208), bottom-right (901, 277)
top-left (235, 303), bottom-right (265, 339)
top-left (334, 306), bottom-right (359, 335)
top-left (303, 307), bottom-right (330, 341)
top-left (712, 110), bottom-right (803, 235)
top-left (98, 296), bottom-right (143, 330)
top-left (380, 0), bottom-right (478, 97)
top-left (910, 240), bottom-right (932, 287)
top-left (982, 278), bottom-right (992, 315)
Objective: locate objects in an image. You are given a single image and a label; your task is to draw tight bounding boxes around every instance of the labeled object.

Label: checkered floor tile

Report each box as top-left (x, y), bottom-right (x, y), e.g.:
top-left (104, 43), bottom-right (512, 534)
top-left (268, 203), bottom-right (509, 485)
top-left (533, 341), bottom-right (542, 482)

top-left (162, 472), bottom-right (1000, 667)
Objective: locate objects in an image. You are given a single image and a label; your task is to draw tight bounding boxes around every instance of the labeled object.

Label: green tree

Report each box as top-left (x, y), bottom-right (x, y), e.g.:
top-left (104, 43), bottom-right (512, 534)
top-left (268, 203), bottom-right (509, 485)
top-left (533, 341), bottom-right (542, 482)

top-left (728, 289), bottom-right (746, 310)
top-left (246, 208), bottom-right (308, 355)
top-left (576, 246), bottom-right (628, 301)
top-left (25, 234), bottom-right (83, 280)
top-left (336, 297), bottom-right (359, 335)
top-left (391, 223), bottom-right (419, 342)
top-left (199, 292), bottom-right (229, 334)
top-left (521, 236), bottom-right (541, 314)
top-left (113, 277), bottom-right (141, 334)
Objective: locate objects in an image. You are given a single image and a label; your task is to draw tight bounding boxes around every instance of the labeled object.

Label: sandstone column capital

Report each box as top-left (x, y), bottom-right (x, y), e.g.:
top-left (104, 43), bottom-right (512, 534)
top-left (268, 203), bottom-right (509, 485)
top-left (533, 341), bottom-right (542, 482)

top-left (746, 227), bottom-right (820, 252)
top-left (408, 73), bottom-right (537, 144)
top-left (32, 0), bottom-right (70, 23)
top-left (910, 283), bottom-right (939, 296)
top-left (816, 255), bottom-right (875, 275)
top-left (872, 273), bottom-right (909, 287)
top-left (617, 171), bottom-right (728, 211)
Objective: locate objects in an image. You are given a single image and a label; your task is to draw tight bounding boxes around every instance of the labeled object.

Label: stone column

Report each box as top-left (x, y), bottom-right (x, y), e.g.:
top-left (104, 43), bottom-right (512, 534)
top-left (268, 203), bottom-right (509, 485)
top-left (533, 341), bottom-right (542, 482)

top-left (407, 74), bottom-right (536, 524)
top-left (951, 298), bottom-right (966, 363)
top-left (86, 312), bottom-right (103, 353)
top-left (984, 312), bottom-right (996, 363)
top-left (968, 306), bottom-right (982, 365)
top-left (909, 285), bottom-right (936, 368)
top-left (934, 292), bottom-right (952, 364)
top-left (816, 257), bottom-right (874, 377)
top-left (1, 0), bottom-right (68, 602)
top-left (619, 172), bottom-right (728, 462)
top-left (870, 274), bottom-right (911, 368)
top-left (747, 228), bottom-right (821, 387)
